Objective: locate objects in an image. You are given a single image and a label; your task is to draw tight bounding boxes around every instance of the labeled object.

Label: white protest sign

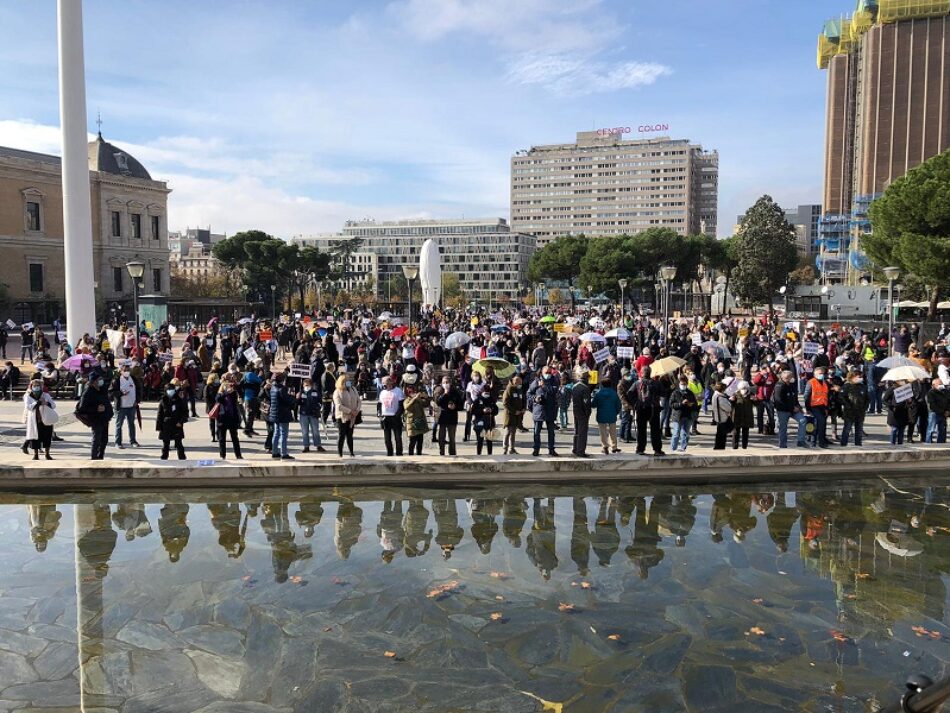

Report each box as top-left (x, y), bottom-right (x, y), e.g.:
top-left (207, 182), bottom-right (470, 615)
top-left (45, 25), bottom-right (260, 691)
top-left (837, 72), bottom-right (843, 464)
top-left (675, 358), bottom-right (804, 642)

top-left (616, 346), bottom-right (635, 359)
top-left (22, 322), bottom-right (34, 331)
top-left (894, 383), bottom-right (914, 404)
top-left (117, 358), bottom-right (132, 367)
top-left (593, 347), bottom-right (611, 364)
top-left (289, 362), bottom-right (311, 379)
top-left (158, 352), bottom-right (174, 363)
top-left (5, 319), bottom-right (15, 329)
top-left (468, 345), bottom-right (482, 361)
top-left (802, 341), bottom-right (822, 356)
top-left (106, 330), bottom-right (123, 351)
top-left (168, 325), bottom-right (177, 336)
top-left (725, 378), bottom-right (741, 397)
top-left (783, 321), bottom-right (800, 333)
top-left (243, 347), bottom-right (259, 363)
top-left (57, 331), bottom-right (67, 343)
top-left (691, 333), bottom-right (702, 346)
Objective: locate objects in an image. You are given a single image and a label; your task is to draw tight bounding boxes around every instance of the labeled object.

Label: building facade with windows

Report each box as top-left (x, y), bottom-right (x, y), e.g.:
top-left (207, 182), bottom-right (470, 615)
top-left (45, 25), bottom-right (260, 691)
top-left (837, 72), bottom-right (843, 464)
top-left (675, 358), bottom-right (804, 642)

top-left (0, 133), bottom-right (170, 324)
top-left (290, 233), bottom-right (379, 294)
top-left (294, 218), bottom-right (536, 304)
top-left (510, 131), bottom-right (719, 246)
top-left (169, 227), bottom-right (227, 280)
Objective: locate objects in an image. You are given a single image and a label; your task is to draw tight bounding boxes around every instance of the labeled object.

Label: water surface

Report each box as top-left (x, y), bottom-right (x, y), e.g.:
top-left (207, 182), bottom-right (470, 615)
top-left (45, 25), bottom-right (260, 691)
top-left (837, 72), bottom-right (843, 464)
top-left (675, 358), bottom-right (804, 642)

top-left (0, 476), bottom-right (948, 712)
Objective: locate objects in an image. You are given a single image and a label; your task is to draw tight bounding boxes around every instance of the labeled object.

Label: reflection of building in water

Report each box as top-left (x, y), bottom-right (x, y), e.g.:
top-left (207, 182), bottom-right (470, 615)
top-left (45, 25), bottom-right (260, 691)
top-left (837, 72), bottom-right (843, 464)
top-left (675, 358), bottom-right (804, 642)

top-left (403, 499), bottom-right (432, 558)
top-left (433, 498), bottom-right (464, 559)
top-left (28, 504), bottom-right (62, 552)
top-left (158, 504), bottom-right (190, 562)
top-left (570, 498), bottom-right (591, 576)
top-left (261, 503), bottom-right (312, 583)
top-left (526, 497), bottom-right (557, 580)
top-left (335, 500), bottom-right (362, 560)
top-left (470, 499), bottom-right (501, 555)
top-left (378, 501), bottom-right (405, 563)
top-left (208, 503), bottom-right (246, 558)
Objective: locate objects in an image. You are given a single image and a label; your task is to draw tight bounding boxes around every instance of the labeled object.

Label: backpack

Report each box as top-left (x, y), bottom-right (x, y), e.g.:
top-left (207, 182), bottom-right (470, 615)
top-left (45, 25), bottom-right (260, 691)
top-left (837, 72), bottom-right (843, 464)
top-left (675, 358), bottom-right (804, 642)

top-left (74, 402), bottom-right (95, 428)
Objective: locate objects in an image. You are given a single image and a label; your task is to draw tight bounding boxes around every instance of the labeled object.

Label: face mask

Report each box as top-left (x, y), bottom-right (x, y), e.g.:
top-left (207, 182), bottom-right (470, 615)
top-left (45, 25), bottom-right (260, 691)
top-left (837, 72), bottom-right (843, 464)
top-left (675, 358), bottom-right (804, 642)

top-left (689, 374), bottom-right (697, 381)
top-left (679, 384), bottom-right (688, 391)
top-left (853, 378), bottom-right (863, 384)
top-left (303, 387), bottom-right (311, 393)
top-left (717, 366), bottom-right (724, 373)
top-left (442, 382), bottom-right (450, 389)
top-left (31, 387), bottom-right (41, 395)
top-left (166, 389), bottom-right (177, 397)
top-left (740, 388), bottom-right (749, 396)
top-left (345, 381), bottom-right (353, 388)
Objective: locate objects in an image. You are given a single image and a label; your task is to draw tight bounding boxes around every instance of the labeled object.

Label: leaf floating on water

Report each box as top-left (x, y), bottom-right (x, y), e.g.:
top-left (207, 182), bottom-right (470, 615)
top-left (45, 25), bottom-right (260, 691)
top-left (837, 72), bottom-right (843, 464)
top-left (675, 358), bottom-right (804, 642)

top-left (589, 626), bottom-right (597, 634)
top-left (830, 630), bottom-right (850, 642)
top-left (607, 634), bottom-right (621, 641)
top-left (323, 626), bottom-right (333, 632)
top-left (289, 575), bottom-right (307, 585)
top-left (580, 581), bottom-right (592, 589)
top-left (331, 576), bottom-right (348, 586)
top-left (855, 572), bottom-right (871, 579)
top-left (557, 602), bottom-right (577, 613)
top-left (489, 571), bottom-right (510, 580)
top-left (752, 598), bottom-right (764, 605)
top-left (519, 691), bottom-right (564, 713)
top-left (490, 612), bottom-right (503, 621)
top-left (384, 651), bottom-right (397, 658)
top-left (495, 595), bottom-right (504, 601)
top-left (749, 627), bottom-right (766, 636)
top-left (426, 580), bottom-right (462, 600)
top-left (911, 625), bottom-right (945, 640)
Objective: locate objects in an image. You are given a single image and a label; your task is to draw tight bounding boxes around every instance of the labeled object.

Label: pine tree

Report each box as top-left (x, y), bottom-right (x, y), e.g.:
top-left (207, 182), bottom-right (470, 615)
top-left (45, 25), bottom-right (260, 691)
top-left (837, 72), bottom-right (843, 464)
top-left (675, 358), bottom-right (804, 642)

top-left (731, 196), bottom-right (798, 313)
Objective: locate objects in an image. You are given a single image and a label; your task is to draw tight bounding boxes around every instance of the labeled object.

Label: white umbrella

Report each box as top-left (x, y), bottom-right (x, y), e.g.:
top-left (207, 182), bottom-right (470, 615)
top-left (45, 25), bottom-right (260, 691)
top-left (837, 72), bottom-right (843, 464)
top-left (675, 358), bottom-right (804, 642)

top-left (875, 532), bottom-right (923, 557)
top-left (881, 365), bottom-right (930, 382)
top-left (700, 340), bottom-right (732, 358)
top-left (605, 327), bottom-right (631, 340)
top-left (445, 331), bottom-right (471, 350)
top-left (877, 356), bottom-right (919, 369)
top-left (237, 317), bottom-right (253, 325)
top-left (579, 332), bottom-right (606, 344)
top-left (588, 317), bottom-right (605, 329)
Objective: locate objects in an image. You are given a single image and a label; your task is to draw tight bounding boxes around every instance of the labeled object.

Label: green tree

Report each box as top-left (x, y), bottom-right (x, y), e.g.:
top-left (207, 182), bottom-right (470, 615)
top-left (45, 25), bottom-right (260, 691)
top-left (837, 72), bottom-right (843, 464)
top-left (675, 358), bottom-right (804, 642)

top-left (442, 271), bottom-right (463, 305)
top-left (866, 149), bottom-right (950, 319)
top-left (730, 196), bottom-right (798, 312)
top-left (527, 235), bottom-right (589, 304)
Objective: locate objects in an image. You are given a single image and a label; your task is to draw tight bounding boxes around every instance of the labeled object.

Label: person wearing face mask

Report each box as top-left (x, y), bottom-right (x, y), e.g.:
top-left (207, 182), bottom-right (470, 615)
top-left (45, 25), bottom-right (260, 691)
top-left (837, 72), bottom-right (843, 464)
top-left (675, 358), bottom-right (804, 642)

top-left (840, 368), bottom-right (869, 446)
top-left (377, 376), bottom-right (406, 457)
top-left (76, 371), bottom-right (114, 459)
top-left (527, 367), bottom-right (560, 457)
top-left (803, 367), bottom-right (831, 448)
top-left (669, 376), bottom-right (698, 452)
top-left (112, 365), bottom-right (140, 449)
top-left (436, 376), bottom-right (465, 456)
top-left (156, 380), bottom-right (188, 460)
top-left (472, 385), bottom-right (499, 455)
top-left (332, 374), bottom-right (362, 457)
top-left (464, 373), bottom-right (484, 442)
top-left (22, 379), bottom-right (56, 460)
top-left (731, 381), bottom-right (755, 450)
top-left (214, 377), bottom-right (243, 459)
top-left (925, 377), bottom-right (949, 443)
top-left (403, 384), bottom-right (431, 456)
top-left (297, 378), bottom-right (326, 453)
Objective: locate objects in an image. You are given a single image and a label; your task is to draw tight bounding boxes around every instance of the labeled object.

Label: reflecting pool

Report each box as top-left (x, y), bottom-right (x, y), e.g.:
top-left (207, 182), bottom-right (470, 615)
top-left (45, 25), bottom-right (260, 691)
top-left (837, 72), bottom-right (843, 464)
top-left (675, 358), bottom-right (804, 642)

top-left (0, 476), bottom-right (948, 712)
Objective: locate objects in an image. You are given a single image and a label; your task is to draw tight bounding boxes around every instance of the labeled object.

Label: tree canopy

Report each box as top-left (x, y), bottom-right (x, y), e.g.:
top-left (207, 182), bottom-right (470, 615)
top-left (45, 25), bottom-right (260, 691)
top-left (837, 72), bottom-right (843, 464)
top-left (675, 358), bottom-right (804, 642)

top-left (866, 149), bottom-right (950, 318)
top-left (730, 196), bottom-right (798, 312)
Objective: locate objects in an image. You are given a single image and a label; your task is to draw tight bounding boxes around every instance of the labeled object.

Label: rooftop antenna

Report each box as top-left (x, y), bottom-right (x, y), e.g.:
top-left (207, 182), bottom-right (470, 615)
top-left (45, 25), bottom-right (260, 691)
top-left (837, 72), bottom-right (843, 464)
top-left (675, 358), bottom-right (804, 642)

top-left (95, 110), bottom-right (102, 138)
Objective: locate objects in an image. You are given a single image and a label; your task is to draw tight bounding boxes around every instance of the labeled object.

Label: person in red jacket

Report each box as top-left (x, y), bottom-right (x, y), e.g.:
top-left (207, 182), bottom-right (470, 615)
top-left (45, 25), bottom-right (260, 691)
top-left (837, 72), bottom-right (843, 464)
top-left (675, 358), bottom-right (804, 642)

top-left (751, 363), bottom-right (777, 434)
top-left (634, 347), bottom-right (654, 377)
top-left (174, 358), bottom-right (201, 418)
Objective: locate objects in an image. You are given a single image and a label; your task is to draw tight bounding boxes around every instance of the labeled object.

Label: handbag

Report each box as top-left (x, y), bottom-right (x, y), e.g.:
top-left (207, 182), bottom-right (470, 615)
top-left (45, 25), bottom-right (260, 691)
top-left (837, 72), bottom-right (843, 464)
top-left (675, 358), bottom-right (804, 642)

top-left (486, 428), bottom-right (499, 441)
top-left (355, 412), bottom-right (363, 426)
top-left (208, 403), bottom-right (221, 420)
top-left (40, 403), bottom-right (59, 425)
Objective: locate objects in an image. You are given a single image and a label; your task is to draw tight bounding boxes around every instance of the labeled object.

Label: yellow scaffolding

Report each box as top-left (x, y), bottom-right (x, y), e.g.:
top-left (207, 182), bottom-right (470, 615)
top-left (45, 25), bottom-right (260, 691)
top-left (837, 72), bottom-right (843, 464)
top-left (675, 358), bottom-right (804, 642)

top-left (850, 8), bottom-right (875, 37)
top-left (837, 18), bottom-right (855, 53)
top-left (878, 0), bottom-right (950, 22)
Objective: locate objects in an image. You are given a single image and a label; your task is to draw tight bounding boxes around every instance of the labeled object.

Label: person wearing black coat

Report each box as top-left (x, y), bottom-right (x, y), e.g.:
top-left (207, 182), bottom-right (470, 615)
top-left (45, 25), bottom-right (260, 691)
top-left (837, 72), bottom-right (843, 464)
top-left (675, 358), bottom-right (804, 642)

top-left (296, 377), bottom-right (325, 453)
top-left (156, 381), bottom-right (188, 459)
top-left (571, 371), bottom-right (592, 457)
top-left (436, 376), bottom-right (465, 456)
top-left (883, 382), bottom-right (911, 445)
top-left (77, 372), bottom-right (114, 459)
top-left (215, 379), bottom-right (243, 459)
top-left (627, 366), bottom-right (665, 456)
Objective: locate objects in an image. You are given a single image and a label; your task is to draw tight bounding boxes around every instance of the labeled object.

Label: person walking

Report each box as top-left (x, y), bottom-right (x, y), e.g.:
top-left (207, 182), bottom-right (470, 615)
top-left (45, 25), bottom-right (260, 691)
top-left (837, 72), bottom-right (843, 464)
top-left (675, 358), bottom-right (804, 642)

top-left (803, 367), bottom-right (832, 448)
top-left (571, 369), bottom-right (593, 457)
top-left (669, 375), bottom-right (698, 452)
top-left (332, 373), bottom-right (362, 457)
top-left (156, 380), bottom-right (188, 460)
top-left (471, 385), bottom-right (499, 455)
top-left (840, 369), bottom-right (869, 447)
top-left (269, 373), bottom-right (295, 460)
top-left (77, 371), bottom-right (113, 460)
top-left (711, 382), bottom-right (733, 450)
top-left (592, 378), bottom-right (622, 455)
top-left (436, 375), bottom-right (465, 456)
top-left (629, 366), bottom-right (665, 456)
top-left (403, 384), bottom-right (430, 455)
top-left (377, 376), bottom-right (405, 457)
top-left (773, 370), bottom-right (807, 448)
top-left (214, 377), bottom-right (243, 459)
top-left (502, 375), bottom-right (526, 455)
top-left (22, 379), bottom-right (56, 460)
top-left (527, 367), bottom-right (560, 457)
top-left (297, 377), bottom-right (326, 453)
top-left (113, 363), bottom-right (140, 449)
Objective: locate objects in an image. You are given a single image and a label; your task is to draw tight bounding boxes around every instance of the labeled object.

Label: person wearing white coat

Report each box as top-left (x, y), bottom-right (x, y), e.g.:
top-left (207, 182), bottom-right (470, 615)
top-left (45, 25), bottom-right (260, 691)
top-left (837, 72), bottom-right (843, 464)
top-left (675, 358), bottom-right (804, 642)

top-left (22, 379), bottom-right (57, 460)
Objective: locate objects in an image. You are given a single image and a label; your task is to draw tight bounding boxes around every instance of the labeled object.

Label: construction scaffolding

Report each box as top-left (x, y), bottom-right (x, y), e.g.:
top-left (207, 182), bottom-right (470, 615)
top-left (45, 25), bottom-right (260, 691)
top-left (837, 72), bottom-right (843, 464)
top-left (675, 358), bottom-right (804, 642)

top-left (877, 0), bottom-right (950, 23)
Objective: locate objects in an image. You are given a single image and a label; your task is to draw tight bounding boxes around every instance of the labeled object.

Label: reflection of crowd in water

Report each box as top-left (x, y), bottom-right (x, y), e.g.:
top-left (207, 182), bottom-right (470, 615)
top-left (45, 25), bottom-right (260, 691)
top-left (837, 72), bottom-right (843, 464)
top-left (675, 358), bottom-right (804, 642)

top-left (24, 487), bottom-right (950, 595)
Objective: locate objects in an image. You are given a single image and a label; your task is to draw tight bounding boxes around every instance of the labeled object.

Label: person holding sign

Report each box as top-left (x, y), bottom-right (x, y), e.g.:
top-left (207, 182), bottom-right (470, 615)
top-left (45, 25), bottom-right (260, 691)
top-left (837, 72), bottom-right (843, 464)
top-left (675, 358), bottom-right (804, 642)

top-left (883, 380), bottom-right (913, 445)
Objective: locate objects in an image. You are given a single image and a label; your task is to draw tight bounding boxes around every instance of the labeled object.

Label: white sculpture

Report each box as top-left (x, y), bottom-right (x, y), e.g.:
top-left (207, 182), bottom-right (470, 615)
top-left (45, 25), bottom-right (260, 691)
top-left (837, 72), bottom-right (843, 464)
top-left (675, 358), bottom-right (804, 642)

top-left (419, 239), bottom-right (442, 309)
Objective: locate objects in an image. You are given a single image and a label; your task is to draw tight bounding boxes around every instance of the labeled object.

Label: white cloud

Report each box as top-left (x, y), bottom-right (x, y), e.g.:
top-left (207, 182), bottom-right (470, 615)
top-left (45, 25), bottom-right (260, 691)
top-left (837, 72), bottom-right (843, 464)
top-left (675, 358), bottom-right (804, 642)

top-left (507, 55), bottom-right (671, 96)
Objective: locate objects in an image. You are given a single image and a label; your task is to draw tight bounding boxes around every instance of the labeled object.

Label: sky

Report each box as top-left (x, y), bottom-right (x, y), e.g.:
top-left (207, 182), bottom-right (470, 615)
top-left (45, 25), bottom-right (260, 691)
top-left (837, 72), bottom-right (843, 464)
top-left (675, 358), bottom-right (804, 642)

top-left (0, 0), bottom-right (837, 239)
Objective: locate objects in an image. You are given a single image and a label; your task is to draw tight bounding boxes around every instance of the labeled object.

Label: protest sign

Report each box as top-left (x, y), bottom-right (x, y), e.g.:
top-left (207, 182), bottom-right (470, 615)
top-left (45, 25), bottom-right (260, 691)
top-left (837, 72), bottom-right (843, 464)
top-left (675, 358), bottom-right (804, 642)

top-left (616, 346), bottom-right (635, 359)
top-left (894, 384), bottom-right (914, 404)
top-left (144, 321), bottom-right (153, 330)
top-left (5, 319), bottom-right (15, 329)
top-left (259, 329), bottom-right (273, 341)
top-left (588, 370), bottom-right (599, 385)
top-left (289, 362), bottom-right (311, 379)
top-left (553, 323), bottom-right (565, 333)
top-left (243, 347), bottom-right (259, 363)
top-left (22, 322), bottom-right (34, 331)
top-left (57, 331), bottom-right (67, 343)
top-left (158, 352), bottom-right (173, 363)
top-left (106, 330), bottom-right (123, 352)
top-left (784, 321), bottom-right (800, 333)
top-left (468, 345), bottom-right (482, 361)
top-left (168, 325), bottom-right (177, 336)
top-left (725, 378), bottom-right (741, 397)
top-left (802, 341), bottom-right (822, 356)
top-left (691, 333), bottom-right (703, 346)
top-left (593, 347), bottom-right (611, 364)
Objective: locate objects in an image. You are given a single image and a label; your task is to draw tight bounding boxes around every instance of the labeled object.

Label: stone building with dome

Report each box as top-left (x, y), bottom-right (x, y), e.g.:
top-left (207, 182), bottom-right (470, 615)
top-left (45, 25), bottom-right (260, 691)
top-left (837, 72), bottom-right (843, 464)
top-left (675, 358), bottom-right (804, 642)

top-left (0, 132), bottom-right (170, 325)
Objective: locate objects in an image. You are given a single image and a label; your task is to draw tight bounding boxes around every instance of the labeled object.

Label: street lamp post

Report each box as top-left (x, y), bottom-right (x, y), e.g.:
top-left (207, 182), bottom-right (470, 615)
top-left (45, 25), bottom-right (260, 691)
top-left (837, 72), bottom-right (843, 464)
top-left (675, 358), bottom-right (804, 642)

top-left (402, 264), bottom-right (418, 336)
top-left (587, 284), bottom-right (593, 313)
top-left (883, 266), bottom-right (900, 355)
top-left (659, 265), bottom-right (676, 342)
top-left (125, 260), bottom-right (144, 354)
top-left (270, 284), bottom-right (277, 320)
top-left (618, 278), bottom-right (628, 319)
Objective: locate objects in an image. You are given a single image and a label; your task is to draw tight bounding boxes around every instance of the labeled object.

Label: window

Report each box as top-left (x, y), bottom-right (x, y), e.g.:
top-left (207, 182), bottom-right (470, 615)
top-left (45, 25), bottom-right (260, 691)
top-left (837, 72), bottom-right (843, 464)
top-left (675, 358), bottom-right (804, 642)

top-left (113, 267), bottom-right (123, 293)
top-left (151, 215), bottom-right (160, 240)
top-left (111, 211), bottom-right (121, 237)
top-left (26, 202), bottom-right (41, 231)
top-left (29, 263), bottom-right (43, 293)
top-left (131, 213), bottom-right (142, 239)
top-left (152, 268), bottom-right (162, 292)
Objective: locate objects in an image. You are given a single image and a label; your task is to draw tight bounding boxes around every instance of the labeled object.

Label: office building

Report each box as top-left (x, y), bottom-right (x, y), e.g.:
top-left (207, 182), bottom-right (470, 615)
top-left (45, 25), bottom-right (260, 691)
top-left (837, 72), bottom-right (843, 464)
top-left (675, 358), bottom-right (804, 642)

top-left (817, 0), bottom-right (950, 281)
top-left (0, 133), bottom-right (170, 324)
top-left (290, 233), bottom-right (379, 293)
top-left (510, 130), bottom-right (718, 246)
top-left (294, 218), bottom-right (536, 303)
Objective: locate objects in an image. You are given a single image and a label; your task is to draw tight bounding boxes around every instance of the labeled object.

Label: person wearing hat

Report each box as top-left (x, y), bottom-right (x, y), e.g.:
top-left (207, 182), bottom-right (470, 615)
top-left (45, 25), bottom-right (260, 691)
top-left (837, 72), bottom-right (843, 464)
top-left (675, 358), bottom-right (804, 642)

top-left (76, 369), bottom-right (114, 460)
top-left (156, 379), bottom-right (188, 460)
top-left (22, 378), bottom-right (56, 460)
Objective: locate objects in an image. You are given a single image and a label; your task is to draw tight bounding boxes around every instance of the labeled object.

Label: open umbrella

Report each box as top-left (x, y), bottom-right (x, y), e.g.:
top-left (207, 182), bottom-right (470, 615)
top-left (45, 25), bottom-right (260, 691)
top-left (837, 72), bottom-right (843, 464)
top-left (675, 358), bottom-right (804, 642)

top-left (512, 318), bottom-right (529, 327)
top-left (60, 353), bottom-right (96, 372)
top-left (881, 365), bottom-right (930, 381)
top-left (649, 356), bottom-right (687, 377)
top-left (875, 532), bottom-right (923, 557)
top-left (473, 358), bottom-right (516, 379)
top-left (877, 356), bottom-right (919, 369)
top-left (605, 327), bottom-right (631, 340)
top-left (539, 315), bottom-right (556, 324)
top-left (700, 341), bottom-right (732, 357)
top-left (491, 324), bottom-right (511, 333)
top-left (579, 332), bottom-right (606, 344)
top-left (445, 332), bottom-right (471, 350)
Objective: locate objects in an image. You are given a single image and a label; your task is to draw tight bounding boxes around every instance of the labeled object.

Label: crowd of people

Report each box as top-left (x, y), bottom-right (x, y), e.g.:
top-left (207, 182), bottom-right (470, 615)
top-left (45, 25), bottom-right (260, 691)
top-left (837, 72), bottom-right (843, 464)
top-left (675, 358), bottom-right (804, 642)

top-left (11, 304), bottom-right (950, 461)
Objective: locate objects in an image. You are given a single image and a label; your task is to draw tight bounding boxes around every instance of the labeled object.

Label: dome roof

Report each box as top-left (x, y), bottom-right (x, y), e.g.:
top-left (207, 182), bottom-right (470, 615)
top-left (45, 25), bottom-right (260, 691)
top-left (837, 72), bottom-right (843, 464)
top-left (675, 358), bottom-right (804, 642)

top-left (87, 133), bottom-right (152, 180)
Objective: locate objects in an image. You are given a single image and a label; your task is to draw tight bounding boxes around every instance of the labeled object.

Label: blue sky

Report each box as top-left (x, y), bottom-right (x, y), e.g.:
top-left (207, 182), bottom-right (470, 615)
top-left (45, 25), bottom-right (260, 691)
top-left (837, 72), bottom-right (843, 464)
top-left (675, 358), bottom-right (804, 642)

top-left (0, 0), bottom-right (837, 238)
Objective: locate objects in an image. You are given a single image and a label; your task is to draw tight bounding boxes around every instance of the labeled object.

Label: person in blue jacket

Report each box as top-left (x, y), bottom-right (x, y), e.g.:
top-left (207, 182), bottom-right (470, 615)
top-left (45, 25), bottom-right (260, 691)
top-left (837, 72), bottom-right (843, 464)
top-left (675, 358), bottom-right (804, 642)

top-left (592, 378), bottom-right (622, 454)
top-left (526, 366), bottom-right (560, 457)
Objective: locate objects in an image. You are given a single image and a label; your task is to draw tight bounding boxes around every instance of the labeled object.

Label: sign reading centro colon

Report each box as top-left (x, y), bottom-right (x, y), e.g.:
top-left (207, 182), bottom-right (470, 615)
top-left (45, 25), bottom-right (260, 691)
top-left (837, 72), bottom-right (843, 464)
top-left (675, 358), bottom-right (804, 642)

top-left (596, 124), bottom-right (670, 137)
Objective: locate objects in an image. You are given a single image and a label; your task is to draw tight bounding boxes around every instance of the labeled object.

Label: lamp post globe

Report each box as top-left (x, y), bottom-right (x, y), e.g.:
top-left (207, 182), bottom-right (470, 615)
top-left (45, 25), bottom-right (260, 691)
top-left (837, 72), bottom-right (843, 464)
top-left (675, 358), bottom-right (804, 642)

top-left (618, 278), bottom-right (628, 316)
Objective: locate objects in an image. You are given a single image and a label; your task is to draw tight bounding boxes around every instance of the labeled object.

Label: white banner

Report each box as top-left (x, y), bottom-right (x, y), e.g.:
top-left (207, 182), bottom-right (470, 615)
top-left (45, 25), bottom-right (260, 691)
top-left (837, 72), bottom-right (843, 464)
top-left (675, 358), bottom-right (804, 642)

top-left (783, 321), bottom-right (800, 333)
top-left (243, 347), bottom-right (259, 363)
top-left (894, 383), bottom-right (914, 404)
top-left (289, 362), bottom-right (311, 379)
top-left (802, 341), bottom-right (821, 356)
top-left (106, 329), bottom-right (123, 352)
top-left (158, 352), bottom-right (174, 363)
top-left (691, 333), bottom-right (702, 346)
top-left (593, 347), bottom-right (611, 364)
top-left (168, 325), bottom-right (178, 336)
top-left (616, 346), bottom-right (635, 359)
